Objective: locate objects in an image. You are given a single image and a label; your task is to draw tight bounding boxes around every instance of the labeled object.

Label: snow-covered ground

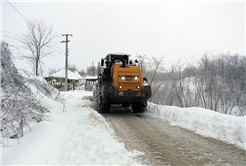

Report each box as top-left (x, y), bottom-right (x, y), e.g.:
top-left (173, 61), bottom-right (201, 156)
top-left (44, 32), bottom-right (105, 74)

top-left (145, 103), bottom-right (246, 151)
top-left (2, 90), bottom-right (142, 165)
top-left (2, 76), bottom-right (245, 165)
top-left (2, 44), bottom-right (245, 165)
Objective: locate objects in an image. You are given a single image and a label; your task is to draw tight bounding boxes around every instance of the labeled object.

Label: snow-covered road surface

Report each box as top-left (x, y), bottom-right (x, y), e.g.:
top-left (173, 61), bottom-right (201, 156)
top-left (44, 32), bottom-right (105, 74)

top-left (104, 105), bottom-right (246, 166)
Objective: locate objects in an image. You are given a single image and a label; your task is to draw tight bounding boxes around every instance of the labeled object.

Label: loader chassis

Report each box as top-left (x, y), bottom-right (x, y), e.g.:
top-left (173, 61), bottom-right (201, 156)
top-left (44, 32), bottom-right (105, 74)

top-left (95, 53), bottom-right (152, 113)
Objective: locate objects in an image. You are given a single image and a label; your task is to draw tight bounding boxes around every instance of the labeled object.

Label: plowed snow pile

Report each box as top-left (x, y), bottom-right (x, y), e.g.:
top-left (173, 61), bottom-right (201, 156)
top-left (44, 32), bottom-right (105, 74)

top-left (145, 102), bottom-right (246, 151)
top-left (2, 90), bottom-right (142, 165)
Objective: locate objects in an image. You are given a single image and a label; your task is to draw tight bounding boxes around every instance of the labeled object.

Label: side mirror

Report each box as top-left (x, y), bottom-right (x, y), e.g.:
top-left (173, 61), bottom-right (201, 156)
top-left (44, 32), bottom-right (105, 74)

top-left (143, 77), bottom-right (148, 83)
top-left (101, 58), bottom-right (104, 66)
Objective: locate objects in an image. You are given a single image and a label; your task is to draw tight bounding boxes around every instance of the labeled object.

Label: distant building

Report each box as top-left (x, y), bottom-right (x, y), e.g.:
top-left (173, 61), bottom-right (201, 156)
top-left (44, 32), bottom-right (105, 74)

top-left (85, 76), bottom-right (97, 91)
top-left (44, 68), bottom-right (83, 91)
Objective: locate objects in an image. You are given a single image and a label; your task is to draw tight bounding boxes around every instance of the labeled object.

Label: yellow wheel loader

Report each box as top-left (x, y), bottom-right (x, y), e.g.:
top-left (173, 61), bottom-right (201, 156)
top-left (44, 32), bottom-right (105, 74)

top-left (94, 53), bottom-right (152, 113)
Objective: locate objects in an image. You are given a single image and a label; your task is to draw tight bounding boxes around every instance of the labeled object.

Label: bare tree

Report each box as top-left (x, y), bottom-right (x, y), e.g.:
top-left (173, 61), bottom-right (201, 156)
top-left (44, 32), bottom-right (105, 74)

top-left (79, 69), bottom-right (86, 77)
top-left (147, 51), bottom-right (245, 116)
top-left (47, 67), bottom-right (56, 76)
top-left (86, 66), bottom-right (97, 76)
top-left (16, 19), bottom-right (57, 76)
top-left (68, 63), bottom-right (78, 71)
top-left (136, 54), bottom-right (171, 102)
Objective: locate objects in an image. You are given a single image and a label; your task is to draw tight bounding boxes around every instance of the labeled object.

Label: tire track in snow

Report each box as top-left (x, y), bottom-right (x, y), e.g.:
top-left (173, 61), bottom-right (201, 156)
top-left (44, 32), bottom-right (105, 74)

top-left (104, 105), bottom-right (246, 166)
top-left (145, 115), bottom-right (246, 166)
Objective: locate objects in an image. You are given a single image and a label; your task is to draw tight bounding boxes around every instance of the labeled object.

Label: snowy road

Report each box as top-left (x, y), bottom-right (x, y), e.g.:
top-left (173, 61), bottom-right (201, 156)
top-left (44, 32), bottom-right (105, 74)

top-left (2, 89), bottom-right (245, 165)
top-left (104, 105), bottom-right (246, 166)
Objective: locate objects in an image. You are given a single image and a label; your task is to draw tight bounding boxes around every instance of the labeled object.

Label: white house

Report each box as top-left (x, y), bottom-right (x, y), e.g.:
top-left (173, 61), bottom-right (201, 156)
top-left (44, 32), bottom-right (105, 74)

top-left (45, 68), bottom-right (83, 91)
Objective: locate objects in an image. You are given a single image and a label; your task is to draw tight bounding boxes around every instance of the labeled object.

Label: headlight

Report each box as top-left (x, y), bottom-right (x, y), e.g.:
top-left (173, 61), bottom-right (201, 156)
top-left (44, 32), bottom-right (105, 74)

top-left (135, 76), bottom-right (138, 80)
top-left (119, 92), bottom-right (124, 96)
top-left (121, 76), bottom-right (125, 80)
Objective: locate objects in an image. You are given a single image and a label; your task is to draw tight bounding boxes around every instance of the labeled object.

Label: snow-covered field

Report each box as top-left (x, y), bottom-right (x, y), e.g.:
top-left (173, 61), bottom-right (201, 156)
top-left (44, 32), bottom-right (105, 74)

top-left (2, 90), bottom-right (142, 165)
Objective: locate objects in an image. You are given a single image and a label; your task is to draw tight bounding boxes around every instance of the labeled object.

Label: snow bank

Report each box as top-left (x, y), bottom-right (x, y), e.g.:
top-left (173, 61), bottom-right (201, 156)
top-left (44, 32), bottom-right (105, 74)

top-left (2, 90), bottom-right (141, 165)
top-left (2, 120), bottom-right (64, 165)
top-left (48, 109), bottom-right (137, 165)
top-left (145, 102), bottom-right (246, 150)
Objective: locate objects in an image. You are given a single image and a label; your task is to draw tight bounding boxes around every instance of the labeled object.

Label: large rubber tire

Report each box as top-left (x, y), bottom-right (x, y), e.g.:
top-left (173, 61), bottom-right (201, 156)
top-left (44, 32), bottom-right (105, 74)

top-left (131, 101), bottom-right (147, 113)
top-left (92, 85), bottom-right (97, 102)
top-left (97, 82), bottom-right (110, 113)
top-left (97, 95), bottom-right (110, 113)
top-left (122, 101), bottom-right (131, 107)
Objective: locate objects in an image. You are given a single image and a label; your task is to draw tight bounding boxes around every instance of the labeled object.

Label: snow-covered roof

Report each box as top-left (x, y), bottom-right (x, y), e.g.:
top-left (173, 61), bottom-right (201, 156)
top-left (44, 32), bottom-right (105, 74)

top-left (107, 53), bottom-right (131, 57)
top-left (50, 69), bottom-right (83, 80)
top-left (85, 76), bottom-right (97, 80)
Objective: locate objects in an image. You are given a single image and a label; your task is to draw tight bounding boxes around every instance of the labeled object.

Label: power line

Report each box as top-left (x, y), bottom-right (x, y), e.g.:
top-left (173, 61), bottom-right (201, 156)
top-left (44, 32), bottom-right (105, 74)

top-left (67, 2), bottom-right (91, 32)
top-left (52, 43), bottom-right (64, 53)
top-left (5, 0), bottom-right (29, 22)
top-left (78, 2), bottom-right (114, 32)
top-left (51, 37), bottom-right (64, 53)
top-left (72, 2), bottom-right (102, 33)
top-left (1, 31), bottom-right (21, 35)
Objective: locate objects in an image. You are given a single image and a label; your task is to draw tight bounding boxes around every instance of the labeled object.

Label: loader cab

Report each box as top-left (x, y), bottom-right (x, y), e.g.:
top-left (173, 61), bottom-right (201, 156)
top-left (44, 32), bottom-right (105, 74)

top-left (102, 53), bottom-right (131, 68)
top-left (100, 54), bottom-right (132, 81)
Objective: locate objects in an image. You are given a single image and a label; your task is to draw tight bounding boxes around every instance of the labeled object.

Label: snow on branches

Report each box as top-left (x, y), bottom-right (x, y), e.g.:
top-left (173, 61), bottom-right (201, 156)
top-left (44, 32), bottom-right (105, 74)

top-left (1, 42), bottom-right (54, 143)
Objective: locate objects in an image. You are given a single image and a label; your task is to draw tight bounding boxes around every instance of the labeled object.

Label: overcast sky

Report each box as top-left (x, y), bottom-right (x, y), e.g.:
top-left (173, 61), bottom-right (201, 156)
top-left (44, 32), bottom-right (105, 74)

top-left (1, 0), bottom-right (245, 75)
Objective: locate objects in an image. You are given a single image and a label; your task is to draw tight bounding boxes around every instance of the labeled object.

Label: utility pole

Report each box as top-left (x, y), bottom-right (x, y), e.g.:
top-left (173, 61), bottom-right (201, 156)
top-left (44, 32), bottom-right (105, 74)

top-left (61, 34), bottom-right (72, 91)
top-left (92, 61), bottom-right (94, 76)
